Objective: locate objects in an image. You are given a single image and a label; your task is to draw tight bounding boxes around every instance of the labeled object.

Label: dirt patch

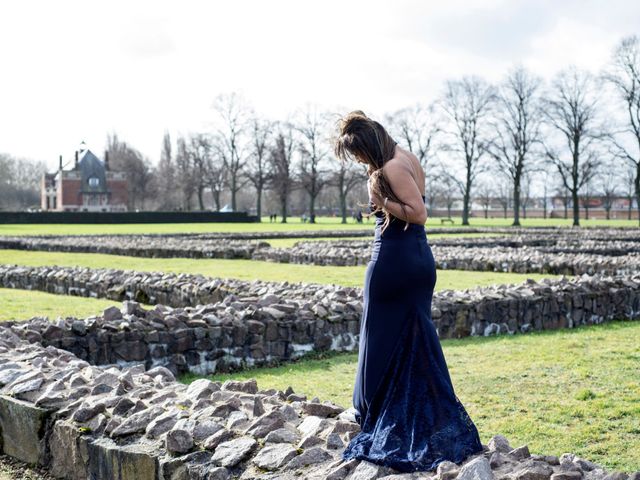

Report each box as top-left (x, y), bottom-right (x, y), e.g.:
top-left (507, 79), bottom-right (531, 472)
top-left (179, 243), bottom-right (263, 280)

top-left (0, 455), bottom-right (54, 480)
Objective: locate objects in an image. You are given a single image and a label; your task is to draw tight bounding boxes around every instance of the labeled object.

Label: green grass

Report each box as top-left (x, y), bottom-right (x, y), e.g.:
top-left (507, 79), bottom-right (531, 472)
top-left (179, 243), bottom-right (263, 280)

top-left (0, 288), bottom-right (120, 322)
top-left (0, 215), bottom-right (637, 236)
top-left (0, 249), bottom-right (559, 289)
top-left (183, 320), bottom-right (640, 472)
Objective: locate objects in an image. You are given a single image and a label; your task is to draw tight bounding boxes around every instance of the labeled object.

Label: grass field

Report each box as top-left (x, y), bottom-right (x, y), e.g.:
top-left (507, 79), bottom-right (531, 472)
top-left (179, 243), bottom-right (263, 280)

top-left (0, 249), bottom-right (559, 289)
top-left (0, 215), bottom-right (638, 236)
top-left (0, 288), bottom-right (120, 322)
top-left (1, 219), bottom-right (636, 473)
top-left (183, 319), bottom-right (640, 472)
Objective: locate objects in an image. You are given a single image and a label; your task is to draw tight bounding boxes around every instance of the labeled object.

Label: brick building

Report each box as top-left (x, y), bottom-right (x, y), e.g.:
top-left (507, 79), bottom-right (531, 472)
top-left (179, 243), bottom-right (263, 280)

top-left (41, 145), bottom-right (128, 212)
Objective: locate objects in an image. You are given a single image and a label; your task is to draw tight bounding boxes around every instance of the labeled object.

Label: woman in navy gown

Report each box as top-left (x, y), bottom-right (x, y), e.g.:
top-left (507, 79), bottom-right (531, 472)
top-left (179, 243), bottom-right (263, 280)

top-left (334, 111), bottom-right (484, 473)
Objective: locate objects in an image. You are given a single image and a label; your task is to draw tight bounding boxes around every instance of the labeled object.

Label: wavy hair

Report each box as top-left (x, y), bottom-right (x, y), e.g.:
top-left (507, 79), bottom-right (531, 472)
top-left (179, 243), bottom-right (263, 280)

top-left (334, 110), bottom-right (409, 233)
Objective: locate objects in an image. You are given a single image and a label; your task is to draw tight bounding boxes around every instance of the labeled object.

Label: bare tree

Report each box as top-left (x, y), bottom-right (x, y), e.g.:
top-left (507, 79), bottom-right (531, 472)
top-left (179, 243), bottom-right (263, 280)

top-left (495, 176), bottom-right (512, 219)
top-left (431, 172), bottom-right (458, 218)
top-left (331, 157), bottom-right (366, 224)
top-left (106, 133), bottom-right (155, 210)
top-left (603, 35), bottom-right (640, 225)
top-left (424, 169), bottom-right (441, 213)
top-left (244, 116), bottom-right (271, 220)
top-left (598, 164), bottom-right (619, 220)
top-left (542, 67), bottom-right (603, 226)
top-left (520, 171), bottom-right (532, 219)
top-left (295, 105), bottom-right (331, 222)
top-left (475, 180), bottom-right (494, 219)
top-left (553, 184), bottom-right (571, 220)
top-left (174, 135), bottom-right (196, 211)
top-left (156, 132), bottom-right (178, 210)
top-left (440, 76), bottom-right (496, 225)
top-left (268, 122), bottom-right (296, 223)
top-left (0, 153), bottom-right (46, 210)
top-left (582, 176), bottom-right (593, 220)
top-left (623, 164), bottom-right (636, 220)
top-left (204, 138), bottom-right (227, 212)
top-left (487, 66), bottom-right (543, 226)
top-left (212, 92), bottom-right (251, 211)
top-left (385, 103), bottom-right (440, 187)
top-left (539, 168), bottom-right (554, 219)
top-left (188, 133), bottom-right (213, 210)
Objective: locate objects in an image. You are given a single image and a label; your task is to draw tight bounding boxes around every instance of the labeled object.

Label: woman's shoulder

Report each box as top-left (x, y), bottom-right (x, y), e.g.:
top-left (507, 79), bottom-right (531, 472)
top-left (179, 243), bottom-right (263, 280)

top-left (383, 148), bottom-right (420, 174)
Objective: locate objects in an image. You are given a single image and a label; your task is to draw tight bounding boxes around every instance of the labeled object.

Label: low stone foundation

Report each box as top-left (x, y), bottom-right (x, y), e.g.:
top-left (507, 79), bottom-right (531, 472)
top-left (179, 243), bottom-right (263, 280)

top-left (4, 228), bottom-right (640, 274)
top-left (0, 330), bottom-right (636, 479)
top-left (253, 239), bottom-right (640, 274)
top-left (3, 264), bottom-right (640, 374)
top-left (0, 236), bottom-right (270, 259)
top-left (8, 297), bottom-right (361, 376)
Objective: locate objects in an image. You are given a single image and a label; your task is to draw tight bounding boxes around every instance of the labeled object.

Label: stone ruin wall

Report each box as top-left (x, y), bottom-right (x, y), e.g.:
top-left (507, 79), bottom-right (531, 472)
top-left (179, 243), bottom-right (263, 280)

top-left (0, 316), bottom-right (637, 479)
top-left (3, 264), bottom-right (640, 376)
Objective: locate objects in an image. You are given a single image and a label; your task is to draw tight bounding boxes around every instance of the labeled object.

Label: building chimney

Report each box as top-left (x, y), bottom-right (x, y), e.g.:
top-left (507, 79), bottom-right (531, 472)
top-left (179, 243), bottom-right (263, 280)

top-left (59, 155), bottom-right (63, 170)
top-left (104, 150), bottom-right (109, 171)
top-left (74, 150), bottom-right (79, 169)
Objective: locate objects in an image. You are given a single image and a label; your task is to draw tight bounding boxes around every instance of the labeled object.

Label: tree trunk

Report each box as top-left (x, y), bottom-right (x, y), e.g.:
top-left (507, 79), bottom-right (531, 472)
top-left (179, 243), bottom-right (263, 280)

top-left (197, 186), bottom-right (204, 211)
top-left (462, 188), bottom-right (471, 225)
top-left (572, 188), bottom-right (580, 226)
top-left (512, 181), bottom-right (521, 226)
top-left (280, 193), bottom-right (288, 223)
top-left (256, 186), bottom-right (262, 221)
top-left (340, 191), bottom-right (348, 224)
top-left (231, 176), bottom-right (237, 212)
top-left (309, 194), bottom-right (316, 223)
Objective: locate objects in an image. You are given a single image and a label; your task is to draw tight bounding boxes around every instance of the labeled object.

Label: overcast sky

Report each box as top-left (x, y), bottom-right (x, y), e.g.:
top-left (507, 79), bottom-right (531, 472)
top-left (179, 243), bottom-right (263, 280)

top-left (1, 0), bottom-right (639, 170)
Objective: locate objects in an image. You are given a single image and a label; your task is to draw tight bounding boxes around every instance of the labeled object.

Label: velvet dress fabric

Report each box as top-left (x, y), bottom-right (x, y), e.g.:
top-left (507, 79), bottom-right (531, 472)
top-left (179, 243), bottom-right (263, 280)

top-left (342, 195), bottom-right (484, 473)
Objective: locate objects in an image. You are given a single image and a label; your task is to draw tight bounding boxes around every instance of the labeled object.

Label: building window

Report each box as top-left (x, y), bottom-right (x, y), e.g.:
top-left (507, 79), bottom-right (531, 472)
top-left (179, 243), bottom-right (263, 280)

top-left (88, 177), bottom-right (100, 187)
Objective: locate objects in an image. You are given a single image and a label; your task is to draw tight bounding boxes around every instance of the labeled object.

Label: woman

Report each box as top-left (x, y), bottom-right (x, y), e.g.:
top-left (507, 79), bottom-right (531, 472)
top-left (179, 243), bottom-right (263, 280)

top-left (334, 111), bottom-right (484, 473)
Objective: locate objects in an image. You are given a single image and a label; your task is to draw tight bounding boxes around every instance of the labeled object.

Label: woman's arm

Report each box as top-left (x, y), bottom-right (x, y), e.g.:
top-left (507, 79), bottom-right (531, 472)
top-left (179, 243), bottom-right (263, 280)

top-left (378, 159), bottom-right (427, 225)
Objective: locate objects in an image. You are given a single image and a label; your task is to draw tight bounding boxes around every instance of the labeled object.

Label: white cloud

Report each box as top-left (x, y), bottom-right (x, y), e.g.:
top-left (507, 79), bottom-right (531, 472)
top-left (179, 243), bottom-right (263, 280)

top-left (0, 0), bottom-right (637, 170)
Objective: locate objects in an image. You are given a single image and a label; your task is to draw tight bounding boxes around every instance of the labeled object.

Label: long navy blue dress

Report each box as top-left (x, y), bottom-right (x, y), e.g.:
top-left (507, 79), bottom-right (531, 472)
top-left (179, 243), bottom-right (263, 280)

top-left (342, 195), bottom-right (484, 472)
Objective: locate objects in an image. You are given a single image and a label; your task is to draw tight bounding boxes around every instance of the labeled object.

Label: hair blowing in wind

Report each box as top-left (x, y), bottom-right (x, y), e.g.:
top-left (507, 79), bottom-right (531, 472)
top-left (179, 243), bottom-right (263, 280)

top-left (334, 110), bottom-right (409, 233)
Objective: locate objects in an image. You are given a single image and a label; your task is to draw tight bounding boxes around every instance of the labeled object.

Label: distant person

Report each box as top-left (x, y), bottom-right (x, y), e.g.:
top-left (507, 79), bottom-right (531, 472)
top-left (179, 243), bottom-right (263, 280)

top-left (335, 110), bottom-right (482, 472)
top-left (356, 210), bottom-right (363, 223)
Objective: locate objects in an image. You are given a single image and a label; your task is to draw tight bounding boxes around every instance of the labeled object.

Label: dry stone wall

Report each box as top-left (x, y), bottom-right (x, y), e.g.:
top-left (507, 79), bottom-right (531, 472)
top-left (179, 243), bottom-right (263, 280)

top-left (0, 327), bottom-right (637, 479)
top-left (4, 228), bottom-right (640, 275)
top-left (253, 238), bottom-right (640, 274)
top-left (3, 263), bottom-right (640, 375)
top-left (0, 227), bottom-right (595, 263)
top-left (0, 236), bottom-right (270, 259)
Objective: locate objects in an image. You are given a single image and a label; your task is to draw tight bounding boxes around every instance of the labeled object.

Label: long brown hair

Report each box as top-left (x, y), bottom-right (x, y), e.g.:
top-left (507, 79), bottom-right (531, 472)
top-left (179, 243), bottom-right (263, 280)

top-left (334, 110), bottom-right (409, 233)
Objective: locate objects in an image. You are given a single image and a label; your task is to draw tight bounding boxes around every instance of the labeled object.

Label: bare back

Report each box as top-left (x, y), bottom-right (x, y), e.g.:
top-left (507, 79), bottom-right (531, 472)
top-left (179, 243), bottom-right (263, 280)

top-left (383, 146), bottom-right (425, 198)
